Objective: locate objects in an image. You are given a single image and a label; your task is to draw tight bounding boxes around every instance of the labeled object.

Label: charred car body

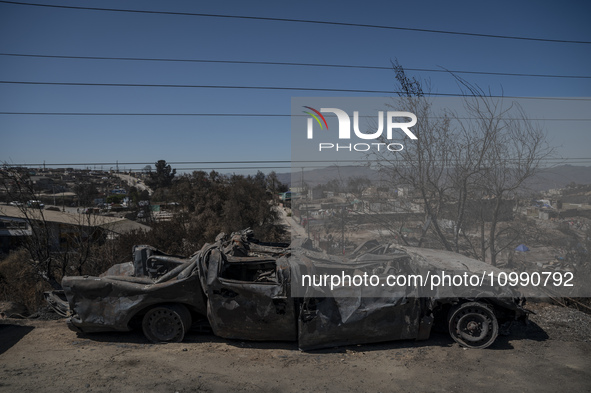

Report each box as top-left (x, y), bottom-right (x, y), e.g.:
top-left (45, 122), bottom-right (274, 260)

top-left (46, 230), bottom-right (529, 350)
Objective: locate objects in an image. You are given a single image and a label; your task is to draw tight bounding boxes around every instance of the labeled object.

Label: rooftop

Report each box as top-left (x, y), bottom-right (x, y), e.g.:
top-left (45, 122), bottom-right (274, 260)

top-left (0, 205), bottom-right (150, 234)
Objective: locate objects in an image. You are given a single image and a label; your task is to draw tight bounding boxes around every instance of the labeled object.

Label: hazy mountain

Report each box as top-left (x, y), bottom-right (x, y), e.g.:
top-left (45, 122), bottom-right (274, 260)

top-left (276, 166), bottom-right (379, 188)
top-left (528, 165), bottom-right (591, 191)
top-left (277, 165), bottom-right (591, 192)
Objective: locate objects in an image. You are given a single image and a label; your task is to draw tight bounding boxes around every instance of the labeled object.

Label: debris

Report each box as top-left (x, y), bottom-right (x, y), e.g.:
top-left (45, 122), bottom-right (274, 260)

top-left (0, 301), bottom-right (28, 319)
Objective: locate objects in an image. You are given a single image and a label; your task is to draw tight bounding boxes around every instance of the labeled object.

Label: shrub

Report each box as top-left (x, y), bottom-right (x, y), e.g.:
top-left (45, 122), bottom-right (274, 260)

top-left (0, 249), bottom-right (51, 313)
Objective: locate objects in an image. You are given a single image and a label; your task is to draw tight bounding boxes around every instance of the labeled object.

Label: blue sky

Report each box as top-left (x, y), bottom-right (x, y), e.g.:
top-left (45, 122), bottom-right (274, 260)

top-left (0, 0), bottom-right (590, 174)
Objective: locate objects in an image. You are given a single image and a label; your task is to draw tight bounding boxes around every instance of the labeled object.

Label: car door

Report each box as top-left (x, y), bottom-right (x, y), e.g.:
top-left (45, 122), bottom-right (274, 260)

top-left (292, 254), bottom-right (427, 350)
top-left (297, 288), bottom-right (424, 350)
top-left (204, 250), bottom-right (297, 341)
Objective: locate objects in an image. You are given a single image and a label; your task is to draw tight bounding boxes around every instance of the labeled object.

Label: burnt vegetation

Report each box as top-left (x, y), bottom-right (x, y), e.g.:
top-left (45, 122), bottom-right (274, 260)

top-left (0, 164), bottom-right (287, 313)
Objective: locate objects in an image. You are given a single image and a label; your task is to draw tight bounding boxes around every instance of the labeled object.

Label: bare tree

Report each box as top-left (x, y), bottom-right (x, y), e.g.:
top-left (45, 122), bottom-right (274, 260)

top-left (0, 168), bottom-right (108, 289)
top-left (347, 176), bottom-right (372, 199)
top-left (454, 79), bottom-right (554, 265)
top-left (1, 169), bottom-right (60, 289)
top-left (369, 62), bottom-right (553, 265)
top-left (373, 61), bottom-right (455, 250)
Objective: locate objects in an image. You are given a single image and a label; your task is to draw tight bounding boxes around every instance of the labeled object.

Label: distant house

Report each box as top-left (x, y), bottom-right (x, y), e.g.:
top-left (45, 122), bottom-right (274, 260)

top-left (29, 175), bottom-right (55, 191)
top-left (0, 205), bottom-right (151, 253)
top-left (308, 186), bottom-right (323, 200)
top-left (0, 214), bottom-right (32, 252)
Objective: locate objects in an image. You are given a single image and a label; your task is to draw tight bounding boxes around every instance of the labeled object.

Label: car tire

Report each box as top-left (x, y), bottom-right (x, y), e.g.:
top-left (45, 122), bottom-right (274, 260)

top-left (447, 302), bottom-right (498, 349)
top-left (142, 304), bottom-right (192, 343)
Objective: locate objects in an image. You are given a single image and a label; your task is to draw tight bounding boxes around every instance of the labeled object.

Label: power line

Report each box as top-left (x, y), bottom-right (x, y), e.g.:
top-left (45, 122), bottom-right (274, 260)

top-left (0, 1), bottom-right (589, 45)
top-left (0, 112), bottom-right (288, 117)
top-left (1, 112), bottom-right (590, 122)
top-left (1, 80), bottom-right (590, 100)
top-left (122, 163), bottom-right (591, 171)
top-left (132, 166), bottom-right (298, 171)
top-left (5, 158), bottom-right (591, 167)
top-left (0, 80), bottom-right (410, 94)
top-left (1, 53), bottom-right (589, 80)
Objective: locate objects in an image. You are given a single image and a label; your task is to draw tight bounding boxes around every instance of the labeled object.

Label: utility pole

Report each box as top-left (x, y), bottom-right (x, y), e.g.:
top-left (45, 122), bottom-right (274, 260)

top-left (306, 204), bottom-right (310, 239)
top-left (341, 205), bottom-right (345, 255)
top-left (301, 167), bottom-right (304, 196)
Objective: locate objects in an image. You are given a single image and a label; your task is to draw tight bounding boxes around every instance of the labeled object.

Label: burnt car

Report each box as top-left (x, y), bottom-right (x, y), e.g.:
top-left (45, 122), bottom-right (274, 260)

top-left (46, 230), bottom-right (529, 350)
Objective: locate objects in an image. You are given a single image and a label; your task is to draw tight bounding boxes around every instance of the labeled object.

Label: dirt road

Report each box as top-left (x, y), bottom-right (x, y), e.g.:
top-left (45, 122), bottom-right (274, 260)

top-left (1, 302), bottom-right (590, 393)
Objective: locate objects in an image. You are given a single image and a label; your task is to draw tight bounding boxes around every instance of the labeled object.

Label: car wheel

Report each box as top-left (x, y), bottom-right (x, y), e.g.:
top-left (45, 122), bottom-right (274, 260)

top-left (142, 304), bottom-right (192, 343)
top-left (448, 302), bottom-right (498, 349)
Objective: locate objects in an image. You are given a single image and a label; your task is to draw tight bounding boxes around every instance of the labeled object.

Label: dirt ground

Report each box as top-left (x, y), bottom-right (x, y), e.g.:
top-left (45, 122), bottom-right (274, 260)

top-left (1, 302), bottom-right (590, 393)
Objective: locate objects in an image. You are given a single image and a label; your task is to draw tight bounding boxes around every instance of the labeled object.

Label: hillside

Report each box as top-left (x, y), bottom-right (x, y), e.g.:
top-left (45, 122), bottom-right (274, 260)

top-left (277, 165), bottom-right (591, 192)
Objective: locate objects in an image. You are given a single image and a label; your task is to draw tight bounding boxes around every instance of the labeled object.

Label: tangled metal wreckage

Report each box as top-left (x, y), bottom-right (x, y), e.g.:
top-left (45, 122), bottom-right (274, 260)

top-left (46, 230), bottom-right (529, 350)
